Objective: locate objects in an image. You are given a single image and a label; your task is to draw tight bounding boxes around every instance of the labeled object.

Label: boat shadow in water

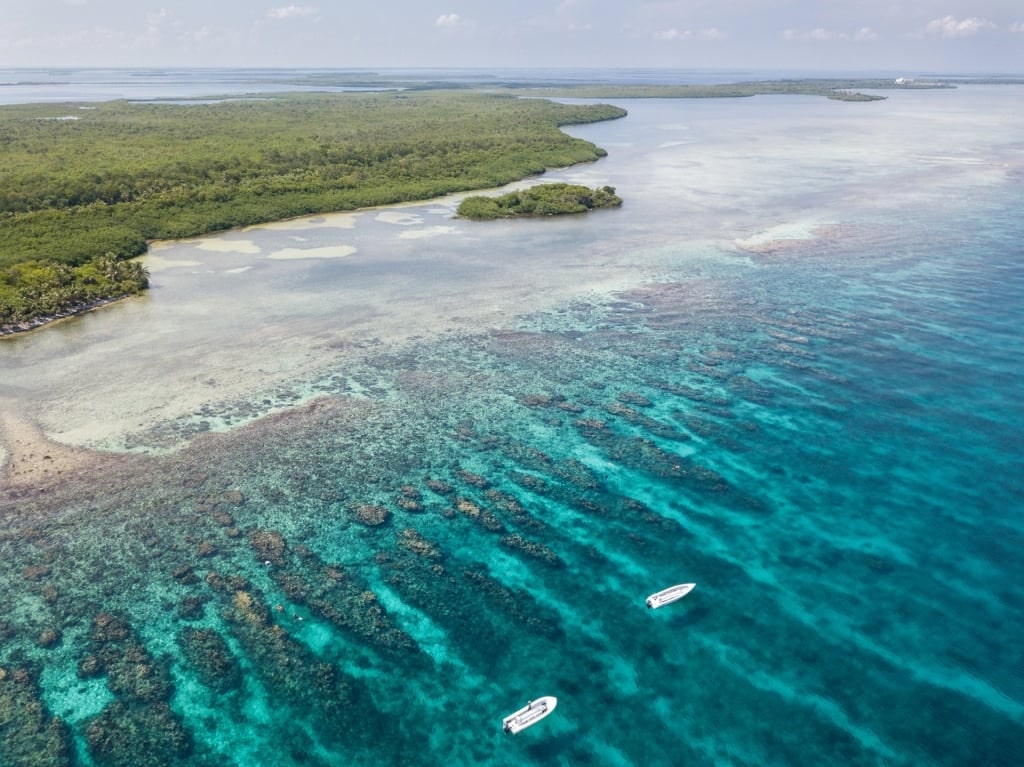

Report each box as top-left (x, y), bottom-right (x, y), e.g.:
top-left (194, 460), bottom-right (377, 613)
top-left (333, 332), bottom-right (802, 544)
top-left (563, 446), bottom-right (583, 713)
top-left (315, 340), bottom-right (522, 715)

top-left (523, 727), bottom-right (589, 763)
top-left (663, 602), bottom-right (712, 628)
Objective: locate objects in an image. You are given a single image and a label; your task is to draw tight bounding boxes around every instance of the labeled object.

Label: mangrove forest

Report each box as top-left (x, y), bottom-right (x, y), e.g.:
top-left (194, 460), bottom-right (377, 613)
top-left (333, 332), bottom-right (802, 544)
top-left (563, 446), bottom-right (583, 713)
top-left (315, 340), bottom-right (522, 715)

top-left (456, 184), bottom-right (622, 220)
top-left (2, 73), bottom-right (946, 331)
top-left (0, 91), bottom-right (626, 330)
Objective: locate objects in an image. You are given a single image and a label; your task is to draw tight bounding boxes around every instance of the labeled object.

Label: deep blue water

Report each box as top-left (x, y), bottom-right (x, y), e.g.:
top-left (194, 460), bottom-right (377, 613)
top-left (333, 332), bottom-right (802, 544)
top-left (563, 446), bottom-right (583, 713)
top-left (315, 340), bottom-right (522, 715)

top-left (1, 71), bottom-right (1022, 766)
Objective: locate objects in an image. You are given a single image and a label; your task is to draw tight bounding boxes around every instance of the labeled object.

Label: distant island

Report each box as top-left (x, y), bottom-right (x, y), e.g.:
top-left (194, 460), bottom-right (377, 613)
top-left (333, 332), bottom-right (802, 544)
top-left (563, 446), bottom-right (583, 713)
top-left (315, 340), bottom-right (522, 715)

top-left (457, 184), bottom-right (622, 220)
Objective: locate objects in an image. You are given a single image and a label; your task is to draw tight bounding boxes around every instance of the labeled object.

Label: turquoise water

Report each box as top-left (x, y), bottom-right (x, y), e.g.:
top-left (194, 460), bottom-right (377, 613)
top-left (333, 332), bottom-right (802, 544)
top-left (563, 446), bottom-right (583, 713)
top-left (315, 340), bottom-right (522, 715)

top-left (2, 82), bottom-right (1023, 766)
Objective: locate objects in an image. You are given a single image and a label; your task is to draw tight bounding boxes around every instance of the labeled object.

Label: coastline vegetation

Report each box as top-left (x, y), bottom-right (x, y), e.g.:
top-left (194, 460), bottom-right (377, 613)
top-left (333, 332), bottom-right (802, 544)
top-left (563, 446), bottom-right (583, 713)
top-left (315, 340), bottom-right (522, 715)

top-left (497, 78), bottom-right (951, 101)
top-left (0, 91), bottom-right (626, 331)
top-left (0, 254), bottom-right (149, 330)
top-left (250, 71), bottom-right (973, 99)
top-left (285, 74), bottom-right (966, 100)
top-left (457, 183), bottom-right (622, 220)
top-left (0, 75), bottom-right (958, 332)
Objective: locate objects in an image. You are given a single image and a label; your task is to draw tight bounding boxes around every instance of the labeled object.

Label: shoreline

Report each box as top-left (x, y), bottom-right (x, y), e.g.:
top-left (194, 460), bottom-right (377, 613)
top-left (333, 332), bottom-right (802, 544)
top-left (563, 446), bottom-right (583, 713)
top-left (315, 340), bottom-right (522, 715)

top-left (0, 165), bottom-right (608, 339)
top-left (0, 293), bottom-right (139, 338)
top-left (1, 91), bottom-right (624, 338)
top-left (0, 405), bottom-right (109, 491)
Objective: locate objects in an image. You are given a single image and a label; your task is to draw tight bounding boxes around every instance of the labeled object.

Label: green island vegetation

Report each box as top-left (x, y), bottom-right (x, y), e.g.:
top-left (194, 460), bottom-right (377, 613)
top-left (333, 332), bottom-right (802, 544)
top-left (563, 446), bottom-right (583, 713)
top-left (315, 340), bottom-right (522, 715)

top-left (0, 91), bottom-right (626, 331)
top-left (2, 73), bottom-right (975, 332)
top-left (498, 78), bottom-right (946, 101)
top-left (279, 73), bottom-right (963, 101)
top-left (457, 183), bottom-right (622, 220)
top-left (0, 255), bottom-right (149, 331)
top-left (247, 71), bottom-right (980, 99)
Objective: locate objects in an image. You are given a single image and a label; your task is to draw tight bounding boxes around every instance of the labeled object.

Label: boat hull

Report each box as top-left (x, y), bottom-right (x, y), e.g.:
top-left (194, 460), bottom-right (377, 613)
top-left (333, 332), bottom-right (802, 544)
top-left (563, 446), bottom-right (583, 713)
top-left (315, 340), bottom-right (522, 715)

top-left (646, 582), bottom-right (696, 609)
top-left (502, 696), bottom-right (558, 734)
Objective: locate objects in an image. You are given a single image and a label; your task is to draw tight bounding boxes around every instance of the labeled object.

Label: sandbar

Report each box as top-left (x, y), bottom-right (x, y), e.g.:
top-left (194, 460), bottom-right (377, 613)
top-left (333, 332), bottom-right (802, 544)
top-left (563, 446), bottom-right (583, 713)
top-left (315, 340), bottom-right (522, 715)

top-left (266, 245), bottom-right (358, 260)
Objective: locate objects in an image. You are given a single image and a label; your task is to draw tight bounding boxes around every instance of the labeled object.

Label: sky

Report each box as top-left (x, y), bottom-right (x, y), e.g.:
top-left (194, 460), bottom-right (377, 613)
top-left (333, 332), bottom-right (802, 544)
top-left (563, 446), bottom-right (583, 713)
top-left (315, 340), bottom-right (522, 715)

top-left (1, 1), bottom-right (1022, 73)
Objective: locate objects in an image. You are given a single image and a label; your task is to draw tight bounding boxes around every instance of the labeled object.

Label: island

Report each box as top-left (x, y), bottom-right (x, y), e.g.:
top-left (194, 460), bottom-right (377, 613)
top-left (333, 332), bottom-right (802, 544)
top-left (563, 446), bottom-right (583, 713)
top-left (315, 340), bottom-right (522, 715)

top-left (0, 91), bottom-right (627, 334)
top-left (456, 184), bottom-right (622, 220)
top-left (1, 74), bottom-right (968, 334)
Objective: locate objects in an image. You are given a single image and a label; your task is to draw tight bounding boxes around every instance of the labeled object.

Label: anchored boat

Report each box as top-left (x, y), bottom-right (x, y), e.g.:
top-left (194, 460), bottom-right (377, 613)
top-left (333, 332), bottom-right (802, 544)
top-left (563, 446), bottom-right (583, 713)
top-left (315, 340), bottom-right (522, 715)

top-left (502, 696), bottom-right (557, 734)
top-left (646, 582), bottom-right (696, 609)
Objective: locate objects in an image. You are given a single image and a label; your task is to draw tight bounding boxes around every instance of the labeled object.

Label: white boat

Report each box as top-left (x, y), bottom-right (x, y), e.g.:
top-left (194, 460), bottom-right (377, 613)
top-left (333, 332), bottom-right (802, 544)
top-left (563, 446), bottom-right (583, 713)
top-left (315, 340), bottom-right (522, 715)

top-left (646, 582), bottom-right (696, 609)
top-left (502, 696), bottom-right (557, 734)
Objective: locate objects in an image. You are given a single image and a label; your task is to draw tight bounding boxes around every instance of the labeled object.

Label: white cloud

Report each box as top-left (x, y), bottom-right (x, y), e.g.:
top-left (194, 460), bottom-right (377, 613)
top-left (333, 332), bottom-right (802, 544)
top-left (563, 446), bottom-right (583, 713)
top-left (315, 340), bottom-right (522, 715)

top-left (1011, 22), bottom-right (1024, 33)
top-left (435, 13), bottom-right (462, 29)
top-left (783, 28), bottom-right (832, 41)
top-left (524, 0), bottom-right (590, 34)
top-left (556, 0), bottom-right (589, 28)
top-left (656, 27), bottom-right (726, 41)
top-left (146, 9), bottom-right (170, 27)
top-left (925, 16), bottom-right (995, 38)
top-left (266, 5), bottom-right (317, 21)
top-left (784, 26), bottom-right (878, 42)
top-left (183, 25), bottom-right (215, 42)
top-left (133, 8), bottom-right (172, 49)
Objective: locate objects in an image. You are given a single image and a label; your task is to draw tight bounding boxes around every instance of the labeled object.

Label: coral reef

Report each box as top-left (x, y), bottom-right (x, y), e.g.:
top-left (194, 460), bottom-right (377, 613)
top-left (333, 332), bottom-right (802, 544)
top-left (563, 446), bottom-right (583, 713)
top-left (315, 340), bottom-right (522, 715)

top-left (204, 571), bottom-right (379, 747)
top-left (0, 665), bottom-right (74, 767)
top-left (396, 485), bottom-right (425, 513)
top-left (78, 613), bottom-right (192, 767)
top-left (350, 504), bottom-right (392, 527)
top-left (382, 540), bottom-right (563, 669)
top-left (249, 528), bottom-right (418, 656)
top-left (499, 533), bottom-right (563, 566)
top-left (452, 497), bottom-right (506, 532)
top-left (397, 528), bottom-right (443, 560)
top-left (178, 627), bottom-right (242, 694)
top-left (85, 701), bottom-right (191, 767)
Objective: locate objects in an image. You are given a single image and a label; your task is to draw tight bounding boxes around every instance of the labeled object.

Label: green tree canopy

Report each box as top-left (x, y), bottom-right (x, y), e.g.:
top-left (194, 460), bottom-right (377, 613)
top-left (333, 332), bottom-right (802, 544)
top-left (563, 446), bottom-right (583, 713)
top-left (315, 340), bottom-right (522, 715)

top-left (456, 184), bottom-right (622, 220)
top-left (0, 91), bottom-right (626, 330)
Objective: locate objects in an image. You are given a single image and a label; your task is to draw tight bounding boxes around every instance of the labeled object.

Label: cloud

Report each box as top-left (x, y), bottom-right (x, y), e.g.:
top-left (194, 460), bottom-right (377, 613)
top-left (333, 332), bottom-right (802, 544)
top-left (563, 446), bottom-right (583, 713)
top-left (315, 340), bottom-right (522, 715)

top-left (784, 26), bottom-right (878, 42)
top-left (183, 26), bottom-right (215, 42)
top-left (850, 26), bottom-right (878, 42)
top-left (524, 0), bottom-right (591, 34)
top-left (146, 9), bottom-right (170, 27)
top-left (1011, 22), bottom-right (1024, 33)
top-left (783, 28), bottom-right (832, 41)
top-left (556, 0), bottom-right (589, 28)
top-left (133, 8), bottom-right (172, 49)
top-left (925, 16), bottom-right (995, 38)
top-left (266, 5), bottom-right (317, 21)
top-left (655, 27), bottom-right (727, 41)
top-left (435, 13), bottom-right (463, 29)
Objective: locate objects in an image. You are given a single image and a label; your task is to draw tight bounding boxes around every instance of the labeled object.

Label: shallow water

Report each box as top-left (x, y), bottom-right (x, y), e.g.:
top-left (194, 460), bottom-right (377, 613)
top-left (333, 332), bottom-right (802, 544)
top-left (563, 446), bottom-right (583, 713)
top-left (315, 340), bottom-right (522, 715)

top-left (1, 84), bottom-right (1023, 766)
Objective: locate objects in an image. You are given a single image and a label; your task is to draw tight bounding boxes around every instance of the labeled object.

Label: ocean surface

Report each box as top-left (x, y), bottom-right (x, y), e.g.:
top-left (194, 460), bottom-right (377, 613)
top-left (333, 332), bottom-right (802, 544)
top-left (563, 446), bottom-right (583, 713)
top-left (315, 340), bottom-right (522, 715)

top-left (1, 71), bottom-right (1022, 766)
